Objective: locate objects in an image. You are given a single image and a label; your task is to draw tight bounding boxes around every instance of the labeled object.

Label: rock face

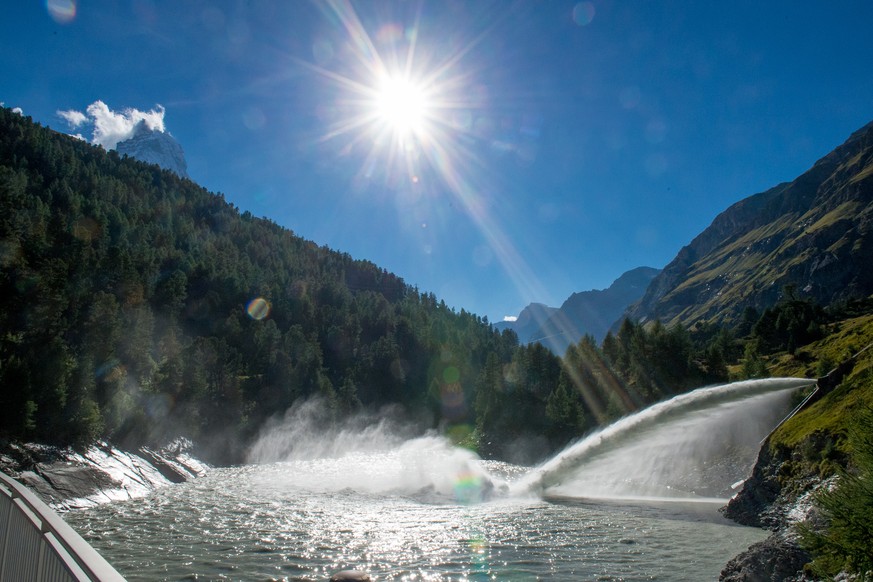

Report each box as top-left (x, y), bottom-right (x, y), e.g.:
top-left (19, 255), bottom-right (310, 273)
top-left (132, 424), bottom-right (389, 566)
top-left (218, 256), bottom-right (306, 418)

top-left (625, 120), bottom-right (873, 328)
top-left (721, 441), bottom-right (790, 529)
top-left (719, 432), bottom-right (836, 581)
top-left (0, 440), bottom-right (207, 510)
top-left (720, 533), bottom-right (812, 582)
top-left (496, 267), bottom-right (660, 354)
top-left (116, 121), bottom-right (189, 178)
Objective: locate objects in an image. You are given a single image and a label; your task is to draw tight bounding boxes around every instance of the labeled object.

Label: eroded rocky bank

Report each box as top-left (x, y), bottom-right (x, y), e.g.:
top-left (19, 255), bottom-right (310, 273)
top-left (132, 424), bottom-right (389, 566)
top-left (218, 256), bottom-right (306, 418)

top-left (719, 351), bottom-right (867, 580)
top-left (718, 439), bottom-right (831, 581)
top-left (0, 439), bottom-right (207, 510)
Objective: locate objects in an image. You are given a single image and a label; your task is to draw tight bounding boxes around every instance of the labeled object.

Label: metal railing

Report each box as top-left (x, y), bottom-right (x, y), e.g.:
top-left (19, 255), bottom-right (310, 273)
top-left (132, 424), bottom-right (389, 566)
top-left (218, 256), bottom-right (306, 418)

top-left (759, 382), bottom-right (820, 444)
top-left (0, 471), bottom-right (126, 582)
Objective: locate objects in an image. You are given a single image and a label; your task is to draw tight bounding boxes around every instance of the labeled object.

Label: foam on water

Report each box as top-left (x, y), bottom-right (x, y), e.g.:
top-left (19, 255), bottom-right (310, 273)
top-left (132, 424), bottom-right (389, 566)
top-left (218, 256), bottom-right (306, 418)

top-left (246, 398), bottom-right (500, 503)
top-left (251, 436), bottom-right (498, 503)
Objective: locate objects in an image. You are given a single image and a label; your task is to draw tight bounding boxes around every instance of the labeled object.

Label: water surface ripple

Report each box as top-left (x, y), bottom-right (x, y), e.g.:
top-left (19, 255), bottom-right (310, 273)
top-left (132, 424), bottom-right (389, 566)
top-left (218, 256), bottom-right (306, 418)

top-left (67, 462), bottom-right (765, 581)
top-left (68, 381), bottom-right (808, 580)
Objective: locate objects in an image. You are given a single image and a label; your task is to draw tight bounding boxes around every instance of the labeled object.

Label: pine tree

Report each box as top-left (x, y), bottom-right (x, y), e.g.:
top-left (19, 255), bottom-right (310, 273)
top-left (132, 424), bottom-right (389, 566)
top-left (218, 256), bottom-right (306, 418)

top-left (800, 406), bottom-right (873, 578)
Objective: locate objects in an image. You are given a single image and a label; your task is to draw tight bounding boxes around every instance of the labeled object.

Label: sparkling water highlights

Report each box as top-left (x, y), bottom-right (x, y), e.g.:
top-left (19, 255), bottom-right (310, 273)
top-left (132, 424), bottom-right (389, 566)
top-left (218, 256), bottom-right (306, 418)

top-left (64, 379), bottom-right (810, 580)
top-left (67, 461), bottom-right (766, 581)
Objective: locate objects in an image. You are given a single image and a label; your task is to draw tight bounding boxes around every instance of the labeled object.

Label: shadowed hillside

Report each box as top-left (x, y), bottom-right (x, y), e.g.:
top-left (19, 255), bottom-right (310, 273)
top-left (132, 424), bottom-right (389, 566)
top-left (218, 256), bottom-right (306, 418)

top-left (0, 108), bottom-right (526, 460)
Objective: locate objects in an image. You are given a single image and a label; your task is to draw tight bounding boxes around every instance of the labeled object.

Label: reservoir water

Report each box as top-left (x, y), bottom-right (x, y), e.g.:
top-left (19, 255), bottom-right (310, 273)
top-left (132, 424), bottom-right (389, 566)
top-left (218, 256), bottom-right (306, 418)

top-left (64, 379), bottom-right (814, 581)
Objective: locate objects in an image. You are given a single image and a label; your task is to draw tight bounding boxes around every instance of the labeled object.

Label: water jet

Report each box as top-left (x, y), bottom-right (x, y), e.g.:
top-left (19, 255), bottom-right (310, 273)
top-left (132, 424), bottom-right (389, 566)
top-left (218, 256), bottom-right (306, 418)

top-left (514, 378), bottom-right (816, 502)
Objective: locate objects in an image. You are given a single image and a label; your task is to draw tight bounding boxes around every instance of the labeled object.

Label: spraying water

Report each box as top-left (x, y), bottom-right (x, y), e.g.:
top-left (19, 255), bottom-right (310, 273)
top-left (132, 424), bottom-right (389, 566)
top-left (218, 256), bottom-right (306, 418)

top-left (245, 398), bottom-right (502, 503)
top-left (514, 378), bottom-right (816, 500)
top-left (68, 380), bottom-right (812, 580)
top-left (244, 379), bottom-right (813, 505)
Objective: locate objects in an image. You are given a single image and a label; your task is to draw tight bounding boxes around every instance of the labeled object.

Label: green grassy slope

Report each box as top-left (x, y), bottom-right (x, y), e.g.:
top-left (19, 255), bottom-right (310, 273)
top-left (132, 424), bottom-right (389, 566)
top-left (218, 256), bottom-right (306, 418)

top-left (627, 121), bottom-right (873, 330)
top-left (769, 312), bottom-right (873, 463)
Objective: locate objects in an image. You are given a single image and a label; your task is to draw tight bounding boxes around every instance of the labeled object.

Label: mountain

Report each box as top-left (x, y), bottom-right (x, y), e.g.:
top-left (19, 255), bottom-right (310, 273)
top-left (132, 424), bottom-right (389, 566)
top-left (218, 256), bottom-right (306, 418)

top-left (494, 303), bottom-right (559, 344)
top-left (116, 121), bottom-right (189, 178)
top-left (497, 267), bottom-right (660, 354)
top-left (625, 121), bottom-right (873, 328)
top-left (533, 266), bottom-right (660, 354)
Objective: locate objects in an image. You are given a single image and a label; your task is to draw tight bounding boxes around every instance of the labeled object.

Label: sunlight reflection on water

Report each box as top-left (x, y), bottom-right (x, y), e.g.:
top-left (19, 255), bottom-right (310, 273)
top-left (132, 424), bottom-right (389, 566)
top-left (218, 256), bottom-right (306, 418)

top-left (65, 381), bottom-right (813, 580)
top-left (66, 461), bottom-right (766, 581)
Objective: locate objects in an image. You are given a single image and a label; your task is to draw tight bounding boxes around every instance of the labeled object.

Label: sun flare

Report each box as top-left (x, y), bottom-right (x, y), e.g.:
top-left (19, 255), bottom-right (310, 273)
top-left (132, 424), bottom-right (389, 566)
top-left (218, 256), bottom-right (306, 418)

top-left (373, 74), bottom-right (430, 137)
top-left (296, 0), bottom-right (552, 332)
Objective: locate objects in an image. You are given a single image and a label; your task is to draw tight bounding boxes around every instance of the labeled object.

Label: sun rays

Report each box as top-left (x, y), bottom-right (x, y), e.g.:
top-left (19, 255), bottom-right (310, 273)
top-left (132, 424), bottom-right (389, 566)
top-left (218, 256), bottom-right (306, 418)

top-left (304, 1), bottom-right (476, 183)
top-left (303, 0), bottom-right (552, 311)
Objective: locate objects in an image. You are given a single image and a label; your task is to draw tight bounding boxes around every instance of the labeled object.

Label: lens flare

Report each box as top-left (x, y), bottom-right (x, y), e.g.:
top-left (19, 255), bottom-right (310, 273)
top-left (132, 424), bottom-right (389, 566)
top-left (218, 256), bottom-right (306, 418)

top-left (46, 0), bottom-right (76, 24)
top-left (453, 471), bottom-right (486, 504)
top-left (246, 297), bottom-right (271, 320)
top-left (71, 217), bottom-right (100, 242)
top-left (442, 366), bottom-right (460, 383)
top-left (572, 2), bottom-right (596, 26)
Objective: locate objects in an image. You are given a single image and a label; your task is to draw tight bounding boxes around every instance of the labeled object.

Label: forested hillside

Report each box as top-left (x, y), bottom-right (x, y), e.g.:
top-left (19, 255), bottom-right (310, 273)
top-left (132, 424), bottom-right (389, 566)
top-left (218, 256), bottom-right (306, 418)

top-left (3, 108), bottom-right (647, 463)
top-left (0, 107), bottom-right (522, 459)
top-left (5, 106), bottom-right (860, 470)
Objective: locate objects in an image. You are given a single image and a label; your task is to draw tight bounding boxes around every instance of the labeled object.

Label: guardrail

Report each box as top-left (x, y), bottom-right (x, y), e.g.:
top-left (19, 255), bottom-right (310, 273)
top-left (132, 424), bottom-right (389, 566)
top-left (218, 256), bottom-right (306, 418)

top-left (0, 471), bottom-right (126, 582)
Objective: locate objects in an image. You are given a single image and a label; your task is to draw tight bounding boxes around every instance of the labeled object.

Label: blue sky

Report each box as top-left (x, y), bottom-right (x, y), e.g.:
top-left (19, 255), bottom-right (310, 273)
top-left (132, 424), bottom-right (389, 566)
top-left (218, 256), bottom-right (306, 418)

top-left (4, 1), bottom-right (873, 322)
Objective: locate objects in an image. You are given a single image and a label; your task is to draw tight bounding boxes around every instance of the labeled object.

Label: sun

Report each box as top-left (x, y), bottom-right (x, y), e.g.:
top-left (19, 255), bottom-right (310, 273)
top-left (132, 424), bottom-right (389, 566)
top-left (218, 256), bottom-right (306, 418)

top-left (373, 74), bottom-right (430, 138)
top-left (303, 3), bottom-right (550, 328)
top-left (302, 2), bottom-right (484, 180)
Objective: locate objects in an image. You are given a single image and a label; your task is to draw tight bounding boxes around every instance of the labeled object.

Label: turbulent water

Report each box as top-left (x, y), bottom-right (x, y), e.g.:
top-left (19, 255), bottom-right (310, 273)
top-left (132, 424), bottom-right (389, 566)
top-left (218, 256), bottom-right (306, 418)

top-left (64, 379), bottom-right (814, 581)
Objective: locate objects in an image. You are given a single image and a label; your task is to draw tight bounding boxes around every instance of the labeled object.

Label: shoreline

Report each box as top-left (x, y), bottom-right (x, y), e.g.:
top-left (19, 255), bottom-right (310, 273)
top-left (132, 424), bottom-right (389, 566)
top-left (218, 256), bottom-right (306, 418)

top-left (0, 439), bottom-right (207, 511)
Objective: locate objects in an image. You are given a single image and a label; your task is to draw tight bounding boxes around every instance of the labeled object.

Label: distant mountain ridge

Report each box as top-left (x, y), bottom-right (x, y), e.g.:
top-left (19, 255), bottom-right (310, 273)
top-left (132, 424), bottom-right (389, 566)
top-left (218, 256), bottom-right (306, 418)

top-left (494, 303), bottom-right (558, 344)
top-left (624, 120), bottom-right (873, 327)
top-left (116, 121), bottom-right (189, 178)
top-left (497, 266), bottom-right (660, 353)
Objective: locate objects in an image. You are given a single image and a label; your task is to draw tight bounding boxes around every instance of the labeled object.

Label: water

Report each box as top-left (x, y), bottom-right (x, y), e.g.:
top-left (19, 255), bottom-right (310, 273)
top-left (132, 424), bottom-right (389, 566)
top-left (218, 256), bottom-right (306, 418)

top-left (519, 378), bottom-right (815, 499)
top-left (64, 379), bottom-right (814, 581)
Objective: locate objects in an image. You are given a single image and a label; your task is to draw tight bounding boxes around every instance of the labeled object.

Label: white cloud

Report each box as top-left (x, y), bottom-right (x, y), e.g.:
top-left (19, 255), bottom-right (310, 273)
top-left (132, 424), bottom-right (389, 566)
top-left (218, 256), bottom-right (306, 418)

top-left (86, 101), bottom-right (166, 150)
top-left (503, 315), bottom-right (518, 322)
top-left (56, 100), bottom-right (167, 150)
top-left (3, 103), bottom-right (24, 115)
top-left (57, 108), bottom-right (88, 128)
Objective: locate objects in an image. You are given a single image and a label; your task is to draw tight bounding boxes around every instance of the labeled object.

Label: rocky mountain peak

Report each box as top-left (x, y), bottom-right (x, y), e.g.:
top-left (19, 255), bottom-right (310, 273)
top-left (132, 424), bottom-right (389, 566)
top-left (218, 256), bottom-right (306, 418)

top-left (623, 119), bottom-right (873, 328)
top-left (495, 267), bottom-right (660, 354)
top-left (116, 121), bottom-right (189, 179)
